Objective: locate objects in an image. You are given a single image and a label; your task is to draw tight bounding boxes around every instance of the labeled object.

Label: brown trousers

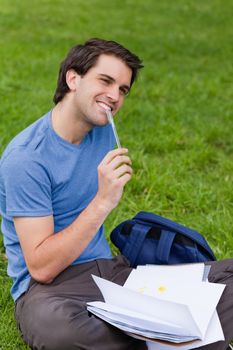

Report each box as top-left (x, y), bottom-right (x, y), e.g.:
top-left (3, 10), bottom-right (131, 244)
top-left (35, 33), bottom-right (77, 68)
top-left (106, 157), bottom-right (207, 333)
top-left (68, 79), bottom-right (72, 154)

top-left (15, 256), bottom-right (233, 350)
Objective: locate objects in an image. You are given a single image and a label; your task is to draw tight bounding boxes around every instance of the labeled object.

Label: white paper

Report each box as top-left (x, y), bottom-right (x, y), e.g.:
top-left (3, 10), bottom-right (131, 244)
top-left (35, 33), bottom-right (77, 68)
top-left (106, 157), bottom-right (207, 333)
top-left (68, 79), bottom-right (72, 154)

top-left (87, 301), bottom-right (196, 341)
top-left (131, 263), bottom-right (205, 284)
top-left (87, 303), bottom-right (197, 343)
top-left (146, 311), bottom-right (224, 350)
top-left (92, 275), bottom-right (201, 338)
top-left (88, 265), bottom-right (225, 346)
top-left (124, 269), bottom-right (225, 339)
top-left (87, 301), bottom-right (183, 331)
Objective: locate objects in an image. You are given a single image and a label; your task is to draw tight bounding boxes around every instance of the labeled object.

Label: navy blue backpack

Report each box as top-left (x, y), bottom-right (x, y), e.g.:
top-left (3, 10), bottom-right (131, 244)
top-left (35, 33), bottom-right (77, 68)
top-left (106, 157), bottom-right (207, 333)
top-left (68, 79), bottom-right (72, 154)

top-left (110, 211), bottom-right (216, 267)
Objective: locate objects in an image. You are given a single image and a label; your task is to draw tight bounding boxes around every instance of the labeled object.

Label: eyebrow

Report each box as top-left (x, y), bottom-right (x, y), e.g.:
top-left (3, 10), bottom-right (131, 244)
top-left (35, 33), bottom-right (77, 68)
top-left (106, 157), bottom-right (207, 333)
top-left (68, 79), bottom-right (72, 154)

top-left (98, 74), bottom-right (130, 93)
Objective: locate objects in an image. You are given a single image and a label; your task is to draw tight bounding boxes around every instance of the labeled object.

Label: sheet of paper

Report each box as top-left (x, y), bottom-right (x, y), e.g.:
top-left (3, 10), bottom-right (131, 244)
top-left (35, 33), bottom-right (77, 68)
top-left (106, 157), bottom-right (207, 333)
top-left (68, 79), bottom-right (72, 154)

top-left (87, 301), bottom-right (183, 330)
top-left (89, 268), bottom-right (225, 347)
top-left (124, 269), bottom-right (225, 339)
top-left (88, 309), bottom-right (197, 343)
top-left (87, 301), bottom-right (196, 340)
top-left (146, 311), bottom-right (224, 350)
top-left (203, 265), bottom-right (211, 281)
top-left (131, 263), bottom-right (205, 284)
top-left (91, 275), bottom-right (200, 337)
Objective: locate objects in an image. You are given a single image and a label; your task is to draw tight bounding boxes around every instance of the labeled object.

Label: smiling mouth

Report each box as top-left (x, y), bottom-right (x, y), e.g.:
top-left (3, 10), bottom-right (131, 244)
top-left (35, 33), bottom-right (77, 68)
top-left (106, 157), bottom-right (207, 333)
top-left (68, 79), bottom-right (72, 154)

top-left (96, 101), bottom-right (113, 112)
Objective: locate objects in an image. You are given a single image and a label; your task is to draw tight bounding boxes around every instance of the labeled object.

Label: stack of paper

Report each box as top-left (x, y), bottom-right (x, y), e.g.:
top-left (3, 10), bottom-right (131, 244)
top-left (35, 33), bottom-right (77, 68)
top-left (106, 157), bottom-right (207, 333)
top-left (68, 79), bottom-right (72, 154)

top-left (87, 263), bottom-right (225, 349)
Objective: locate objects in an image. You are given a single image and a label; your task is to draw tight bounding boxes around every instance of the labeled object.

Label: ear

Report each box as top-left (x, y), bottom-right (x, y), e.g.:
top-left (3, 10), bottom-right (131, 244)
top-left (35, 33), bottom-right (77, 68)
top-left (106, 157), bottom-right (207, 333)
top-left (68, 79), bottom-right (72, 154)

top-left (66, 69), bottom-right (81, 91)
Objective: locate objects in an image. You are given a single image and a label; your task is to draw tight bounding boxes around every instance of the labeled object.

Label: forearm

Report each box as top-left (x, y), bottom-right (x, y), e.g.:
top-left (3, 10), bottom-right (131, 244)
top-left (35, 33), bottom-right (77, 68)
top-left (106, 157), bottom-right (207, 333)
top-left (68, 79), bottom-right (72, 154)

top-left (31, 196), bottom-right (110, 283)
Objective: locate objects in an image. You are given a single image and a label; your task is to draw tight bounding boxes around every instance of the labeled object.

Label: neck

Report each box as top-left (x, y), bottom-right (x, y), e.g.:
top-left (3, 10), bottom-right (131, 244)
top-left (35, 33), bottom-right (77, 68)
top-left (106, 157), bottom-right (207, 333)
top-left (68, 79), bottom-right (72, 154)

top-left (52, 98), bottom-right (92, 145)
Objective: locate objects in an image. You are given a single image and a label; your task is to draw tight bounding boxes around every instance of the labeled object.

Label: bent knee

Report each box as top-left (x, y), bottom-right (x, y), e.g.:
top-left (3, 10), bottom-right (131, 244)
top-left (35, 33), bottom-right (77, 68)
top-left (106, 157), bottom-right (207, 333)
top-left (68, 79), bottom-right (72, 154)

top-left (19, 297), bottom-right (87, 350)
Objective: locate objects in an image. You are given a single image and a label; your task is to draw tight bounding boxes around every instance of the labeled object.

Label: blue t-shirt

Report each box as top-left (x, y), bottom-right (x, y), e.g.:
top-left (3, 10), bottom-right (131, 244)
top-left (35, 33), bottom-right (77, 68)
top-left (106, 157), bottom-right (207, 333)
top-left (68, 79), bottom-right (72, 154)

top-left (0, 110), bottom-right (115, 301)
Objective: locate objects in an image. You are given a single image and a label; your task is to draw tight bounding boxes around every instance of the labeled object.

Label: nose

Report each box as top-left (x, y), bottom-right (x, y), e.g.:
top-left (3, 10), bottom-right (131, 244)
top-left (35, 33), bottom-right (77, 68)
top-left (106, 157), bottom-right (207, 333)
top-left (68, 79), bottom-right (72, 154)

top-left (106, 85), bottom-right (120, 102)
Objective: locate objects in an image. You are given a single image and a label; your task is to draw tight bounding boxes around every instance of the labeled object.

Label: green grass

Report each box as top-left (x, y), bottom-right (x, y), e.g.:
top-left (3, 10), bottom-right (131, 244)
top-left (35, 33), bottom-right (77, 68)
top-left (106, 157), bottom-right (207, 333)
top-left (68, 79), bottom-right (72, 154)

top-left (0, 0), bottom-right (233, 348)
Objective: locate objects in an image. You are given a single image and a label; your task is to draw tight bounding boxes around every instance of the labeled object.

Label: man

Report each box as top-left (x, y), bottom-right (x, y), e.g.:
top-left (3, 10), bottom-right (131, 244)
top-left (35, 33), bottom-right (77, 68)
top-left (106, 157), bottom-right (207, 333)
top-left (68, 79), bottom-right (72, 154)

top-left (0, 38), bottom-right (232, 350)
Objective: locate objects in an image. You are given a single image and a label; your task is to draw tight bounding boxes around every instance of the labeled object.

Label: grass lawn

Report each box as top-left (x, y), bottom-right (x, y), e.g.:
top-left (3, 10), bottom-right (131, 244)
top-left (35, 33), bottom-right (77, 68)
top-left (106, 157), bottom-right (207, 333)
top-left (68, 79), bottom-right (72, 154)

top-left (0, 0), bottom-right (233, 348)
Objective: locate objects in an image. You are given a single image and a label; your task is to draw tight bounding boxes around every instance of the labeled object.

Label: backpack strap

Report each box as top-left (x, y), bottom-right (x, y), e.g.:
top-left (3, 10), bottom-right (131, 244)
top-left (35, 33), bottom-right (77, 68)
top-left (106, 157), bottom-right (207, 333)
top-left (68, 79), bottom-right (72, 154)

top-left (156, 230), bottom-right (176, 264)
top-left (122, 223), bottom-right (151, 267)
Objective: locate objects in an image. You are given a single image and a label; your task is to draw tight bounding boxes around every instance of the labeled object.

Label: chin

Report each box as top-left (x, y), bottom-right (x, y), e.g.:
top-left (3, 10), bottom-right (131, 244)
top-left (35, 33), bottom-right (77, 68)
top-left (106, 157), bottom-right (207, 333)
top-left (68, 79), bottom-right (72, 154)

top-left (94, 119), bottom-right (109, 127)
top-left (91, 113), bottom-right (109, 127)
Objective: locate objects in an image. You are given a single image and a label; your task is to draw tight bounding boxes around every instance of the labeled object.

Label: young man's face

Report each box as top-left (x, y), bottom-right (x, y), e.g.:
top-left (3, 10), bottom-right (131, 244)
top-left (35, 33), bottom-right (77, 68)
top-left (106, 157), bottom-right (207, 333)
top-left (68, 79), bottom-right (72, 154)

top-left (68, 54), bottom-right (132, 126)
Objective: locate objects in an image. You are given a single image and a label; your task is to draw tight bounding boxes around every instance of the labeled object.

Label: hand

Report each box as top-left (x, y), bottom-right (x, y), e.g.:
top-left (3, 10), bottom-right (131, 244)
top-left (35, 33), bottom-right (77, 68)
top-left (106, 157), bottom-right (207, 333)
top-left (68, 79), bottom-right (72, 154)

top-left (95, 148), bottom-right (133, 212)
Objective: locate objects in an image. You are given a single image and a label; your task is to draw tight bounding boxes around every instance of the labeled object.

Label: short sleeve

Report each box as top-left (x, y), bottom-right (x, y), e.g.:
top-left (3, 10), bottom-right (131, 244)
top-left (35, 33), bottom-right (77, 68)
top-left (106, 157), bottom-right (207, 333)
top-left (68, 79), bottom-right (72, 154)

top-left (2, 149), bottom-right (53, 217)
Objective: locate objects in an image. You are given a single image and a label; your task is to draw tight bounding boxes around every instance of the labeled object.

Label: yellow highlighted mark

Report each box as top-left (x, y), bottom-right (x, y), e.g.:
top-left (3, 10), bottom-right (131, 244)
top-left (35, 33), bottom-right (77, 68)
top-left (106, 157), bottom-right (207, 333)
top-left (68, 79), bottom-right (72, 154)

top-left (137, 287), bottom-right (145, 294)
top-left (158, 285), bottom-right (167, 293)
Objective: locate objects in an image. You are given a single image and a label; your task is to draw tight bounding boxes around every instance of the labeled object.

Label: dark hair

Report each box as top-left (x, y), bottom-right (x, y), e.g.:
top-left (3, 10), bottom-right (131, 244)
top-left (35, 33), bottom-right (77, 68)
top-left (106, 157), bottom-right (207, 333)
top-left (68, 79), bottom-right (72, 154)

top-left (53, 38), bottom-right (143, 104)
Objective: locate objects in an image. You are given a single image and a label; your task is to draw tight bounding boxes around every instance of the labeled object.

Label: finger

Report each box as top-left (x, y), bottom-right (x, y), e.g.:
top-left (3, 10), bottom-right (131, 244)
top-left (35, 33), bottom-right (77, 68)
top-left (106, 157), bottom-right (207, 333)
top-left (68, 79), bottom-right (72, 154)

top-left (118, 173), bottom-right (132, 187)
top-left (114, 164), bottom-right (133, 178)
top-left (101, 148), bottom-right (129, 165)
top-left (109, 155), bottom-right (132, 170)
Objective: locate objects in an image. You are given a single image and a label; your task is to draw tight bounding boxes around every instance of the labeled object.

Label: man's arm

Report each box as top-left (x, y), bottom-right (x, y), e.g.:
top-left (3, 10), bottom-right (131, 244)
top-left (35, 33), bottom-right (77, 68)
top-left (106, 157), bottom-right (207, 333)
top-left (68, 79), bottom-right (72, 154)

top-left (13, 148), bottom-right (132, 284)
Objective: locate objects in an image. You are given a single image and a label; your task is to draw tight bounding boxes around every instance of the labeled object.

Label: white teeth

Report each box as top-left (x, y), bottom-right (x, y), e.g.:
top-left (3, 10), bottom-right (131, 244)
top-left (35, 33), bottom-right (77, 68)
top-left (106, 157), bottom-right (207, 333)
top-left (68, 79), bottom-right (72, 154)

top-left (97, 102), bottom-right (111, 111)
